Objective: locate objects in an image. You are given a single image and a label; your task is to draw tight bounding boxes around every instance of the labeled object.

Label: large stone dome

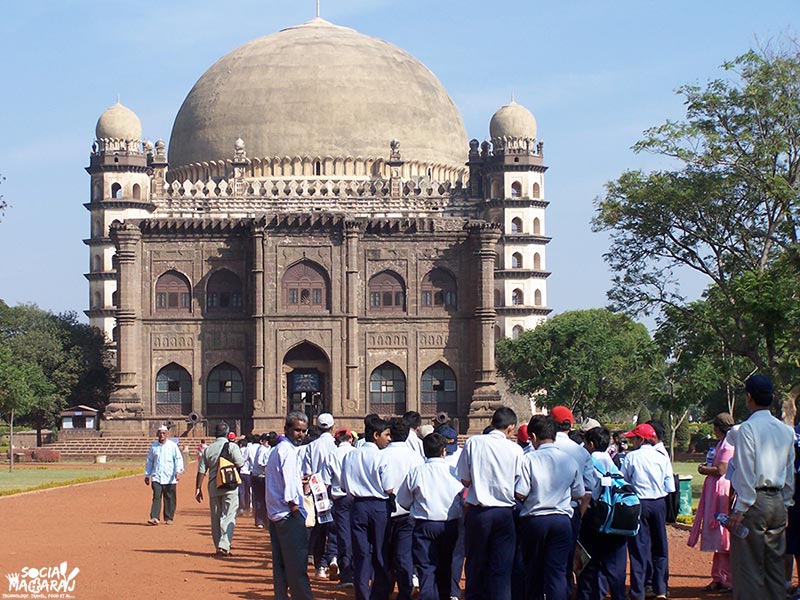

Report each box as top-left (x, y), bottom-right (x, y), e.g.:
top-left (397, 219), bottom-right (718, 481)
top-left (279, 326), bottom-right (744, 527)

top-left (168, 18), bottom-right (468, 171)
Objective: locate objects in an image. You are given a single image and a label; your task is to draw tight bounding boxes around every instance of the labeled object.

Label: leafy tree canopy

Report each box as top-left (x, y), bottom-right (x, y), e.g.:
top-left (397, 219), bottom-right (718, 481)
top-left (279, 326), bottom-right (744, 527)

top-left (593, 43), bottom-right (800, 410)
top-left (496, 308), bottom-right (662, 420)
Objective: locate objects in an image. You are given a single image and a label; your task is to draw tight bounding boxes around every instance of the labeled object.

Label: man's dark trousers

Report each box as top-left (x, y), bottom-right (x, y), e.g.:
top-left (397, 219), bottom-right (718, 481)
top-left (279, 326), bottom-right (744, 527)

top-left (463, 505), bottom-right (515, 600)
top-left (576, 519), bottom-right (627, 600)
top-left (413, 519), bottom-right (458, 600)
top-left (239, 472), bottom-right (252, 511)
top-left (520, 513), bottom-right (572, 600)
top-left (388, 514), bottom-right (415, 599)
top-left (269, 511), bottom-right (313, 600)
top-left (627, 498), bottom-right (668, 599)
top-left (351, 497), bottom-right (391, 600)
top-left (332, 495), bottom-right (354, 583)
top-left (150, 481), bottom-right (176, 521)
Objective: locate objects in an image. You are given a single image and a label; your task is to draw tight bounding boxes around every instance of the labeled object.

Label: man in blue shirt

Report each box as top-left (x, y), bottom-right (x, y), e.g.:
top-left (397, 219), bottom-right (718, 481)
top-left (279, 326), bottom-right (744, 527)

top-left (266, 411), bottom-right (313, 600)
top-left (144, 424), bottom-right (185, 525)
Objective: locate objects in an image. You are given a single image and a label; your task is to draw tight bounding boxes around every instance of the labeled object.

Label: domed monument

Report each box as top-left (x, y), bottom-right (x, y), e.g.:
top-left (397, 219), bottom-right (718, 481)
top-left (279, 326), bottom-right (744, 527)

top-left (85, 17), bottom-right (551, 435)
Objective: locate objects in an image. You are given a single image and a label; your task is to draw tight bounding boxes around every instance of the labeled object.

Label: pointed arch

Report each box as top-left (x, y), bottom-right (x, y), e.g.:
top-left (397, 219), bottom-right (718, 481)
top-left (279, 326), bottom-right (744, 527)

top-left (511, 217), bottom-right (523, 233)
top-left (421, 268), bottom-right (457, 311)
top-left (368, 270), bottom-right (406, 312)
top-left (512, 252), bottom-right (523, 269)
top-left (369, 361), bottom-right (406, 415)
top-left (206, 268), bottom-right (243, 313)
top-left (155, 270), bottom-right (192, 313)
top-left (155, 362), bottom-right (192, 415)
top-left (512, 325), bottom-right (524, 339)
top-left (206, 362), bottom-right (244, 414)
top-left (282, 260), bottom-right (330, 312)
top-left (420, 361), bottom-right (457, 416)
top-left (512, 288), bottom-right (524, 306)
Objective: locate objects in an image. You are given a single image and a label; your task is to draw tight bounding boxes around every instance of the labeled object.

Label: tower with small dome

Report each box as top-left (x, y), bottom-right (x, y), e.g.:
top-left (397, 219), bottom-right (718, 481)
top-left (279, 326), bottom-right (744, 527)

top-left (87, 18), bottom-right (551, 435)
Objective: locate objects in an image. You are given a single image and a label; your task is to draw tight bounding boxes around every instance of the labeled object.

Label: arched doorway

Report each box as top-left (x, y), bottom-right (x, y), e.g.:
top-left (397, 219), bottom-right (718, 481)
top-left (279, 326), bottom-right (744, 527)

top-left (283, 342), bottom-right (331, 423)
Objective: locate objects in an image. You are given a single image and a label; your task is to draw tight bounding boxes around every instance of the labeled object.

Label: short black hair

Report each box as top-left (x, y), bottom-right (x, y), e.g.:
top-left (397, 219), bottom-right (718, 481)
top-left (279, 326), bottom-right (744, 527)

top-left (389, 417), bottom-right (410, 442)
top-left (259, 433), bottom-right (270, 443)
top-left (528, 415), bottom-right (556, 441)
top-left (403, 411), bottom-right (422, 429)
top-left (215, 422), bottom-right (230, 437)
top-left (365, 418), bottom-right (389, 443)
top-left (746, 375), bottom-right (774, 407)
top-left (568, 429), bottom-right (584, 444)
top-left (647, 419), bottom-right (665, 442)
top-left (267, 431), bottom-right (279, 447)
top-left (335, 430), bottom-right (353, 444)
top-left (423, 432), bottom-right (447, 458)
top-left (491, 406), bottom-right (517, 430)
top-left (585, 426), bottom-right (610, 452)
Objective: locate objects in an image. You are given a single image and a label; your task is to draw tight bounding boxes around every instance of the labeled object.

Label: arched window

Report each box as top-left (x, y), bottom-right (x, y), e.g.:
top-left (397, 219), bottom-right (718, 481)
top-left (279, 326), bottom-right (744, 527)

top-left (314, 160), bottom-right (322, 176)
top-left (534, 290), bottom-right (543, 306)
top-left (533, 253), bottom-right (542, 270)
top-left (111, 182), bottom-right (122, 199)
top-left (368, 271), bottom-right (406, 312)
top-left (421, 361), bottom-right (457, 416)
top-left (421, 268), bottom-right (457, 311)
top-left (510, 181), bottom-right (522, 198)
top-left (206, 269), bottom-right (243, 313)
top-left (512, 325), bottom-right (524, 339)
top-left (533, 218), bottom-right (542, 235)
top-left (93, 291), bottom-right (102, 309)
top-left (511, 217), bottom-right (523, 233)
top-left (511, 253), bottom-right (523, 269)
top-left (155, 271), bottom-right (192, 313)
top-left (512, 289), bottom-right (524, 306)
top-left (132, 183), bottom-right (141, 200)
top-left (490, 180), bottom-right (501, 199)
top-left (207, 363), bottom-right (244, 414)
top-left (369, 362), bottom-right (406, 415)
top-left (155, 363), bottom-right (192, 415)
top-left (494, 325), bottom-right (502, 341)
top-left (494, 289), bottom-right (503, 307)
top-left (494, 253), bottom-right (502, 270)
top-left (532, 182), bottom-right (541, 198)
top-left (282, 260), bottom-right (329, 312)
top-left (94, 219), bottom-right (103, 236)
top-left (94, 255), bottom-right (102, 271)
top-left (111, 290), bottom-right (119, 306)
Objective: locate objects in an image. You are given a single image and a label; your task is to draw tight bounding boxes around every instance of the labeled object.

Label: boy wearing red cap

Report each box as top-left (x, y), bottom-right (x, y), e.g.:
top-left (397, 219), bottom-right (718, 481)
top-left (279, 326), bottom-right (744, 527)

top-left (620, 423), bottom-right (675, 600)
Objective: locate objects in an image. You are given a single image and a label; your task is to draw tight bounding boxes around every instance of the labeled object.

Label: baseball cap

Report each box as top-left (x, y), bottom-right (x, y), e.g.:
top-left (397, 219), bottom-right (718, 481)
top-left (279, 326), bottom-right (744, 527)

top-left (227, 432), bottom-right (237, 441)
top-left (516, 424), bottom-right (530, 444)
top-left (157, 425), bottom-right (169, 432)
top-left (745, 375), bottom-right (774, 396)
top-left (580, 418), bottom-right (601, 432)
top-left (317, 413), bottom-right (334, 429)
top-left (622, 423), bottom-right (657, 442)
top-left (549, 406), bottom-right (575, 425)
top-left (438, 426), bottom-right (458, 454)
top-left (334, 428), bottom-right (353, 439)
top-left (419, 424), bottom-right (435, 438)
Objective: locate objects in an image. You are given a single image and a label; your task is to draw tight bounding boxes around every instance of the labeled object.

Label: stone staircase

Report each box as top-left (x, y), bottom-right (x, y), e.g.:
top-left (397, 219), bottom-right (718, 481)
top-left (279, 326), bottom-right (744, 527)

top-left (42, 437), bottom-right (206, 461)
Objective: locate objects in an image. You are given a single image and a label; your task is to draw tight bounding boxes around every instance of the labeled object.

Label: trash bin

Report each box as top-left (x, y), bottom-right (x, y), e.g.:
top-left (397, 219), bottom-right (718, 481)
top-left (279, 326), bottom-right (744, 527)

top-left (678, 475), bottom-right (693, 515)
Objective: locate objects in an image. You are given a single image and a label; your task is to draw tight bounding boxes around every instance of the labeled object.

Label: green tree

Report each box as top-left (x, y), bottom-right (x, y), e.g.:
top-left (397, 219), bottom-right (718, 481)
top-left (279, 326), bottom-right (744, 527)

top-left (495, 309), bottom-right (662, 420)
top-left (593, 44), bottom-right (800, 418)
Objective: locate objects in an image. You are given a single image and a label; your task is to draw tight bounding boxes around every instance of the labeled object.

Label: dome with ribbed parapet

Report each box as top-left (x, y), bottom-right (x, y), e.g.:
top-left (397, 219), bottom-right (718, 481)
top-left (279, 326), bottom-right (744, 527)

top-left (95, 101), bottom-right (142, 141)
top-left (489, 100), bottom-right (537, 141)
top-left (168, 18), bottom-right (468, 172)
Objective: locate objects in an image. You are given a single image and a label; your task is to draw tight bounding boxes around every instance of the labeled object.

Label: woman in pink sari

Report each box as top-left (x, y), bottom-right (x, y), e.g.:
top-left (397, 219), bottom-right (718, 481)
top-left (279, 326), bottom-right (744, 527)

top-left (688, 412), bottom-right (735, 592)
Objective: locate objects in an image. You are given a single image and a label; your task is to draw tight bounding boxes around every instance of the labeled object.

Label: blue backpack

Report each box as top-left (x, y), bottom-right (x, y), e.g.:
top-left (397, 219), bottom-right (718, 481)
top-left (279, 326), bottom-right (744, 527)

top-left (584, 456), bottom-right (641, 536)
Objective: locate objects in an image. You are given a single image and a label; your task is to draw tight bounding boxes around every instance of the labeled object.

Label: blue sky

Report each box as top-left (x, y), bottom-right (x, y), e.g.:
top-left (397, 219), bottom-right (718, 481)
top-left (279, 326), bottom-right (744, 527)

top-left (0, 0), bottom-right (796, 322)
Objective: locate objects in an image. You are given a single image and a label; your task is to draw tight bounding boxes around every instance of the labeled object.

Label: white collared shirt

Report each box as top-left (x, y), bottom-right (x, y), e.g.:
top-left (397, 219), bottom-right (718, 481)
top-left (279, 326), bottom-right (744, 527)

top-left (515, 442), bottom-right (584, 518)
top-left (730, 409), bottom-right (795, 512)
top-left (341, 442), bottom-right (391, 499)
top-left (383, 441), bottom-right (425, 516)
top-left (620, 443), bottom-right (676, 500)
top-left (322, 442), bottom-right (354, 498)
top-left (303, 431), bottom-right (337, 475)
top-left (455, 429), bottom-right (523, 508)
top-left (405, 429), bottom-right (425, 457)
top-left (265, 439), bottom-right (305, 522)
top-left (397, 457), bottom-right (464, 521)
top-left (251, 443), bottom-right (271, 477)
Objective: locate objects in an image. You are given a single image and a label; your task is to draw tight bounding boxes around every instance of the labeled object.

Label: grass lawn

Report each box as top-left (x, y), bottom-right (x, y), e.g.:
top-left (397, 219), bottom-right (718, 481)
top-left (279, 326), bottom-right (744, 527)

top-left (673, 460), bottom-right (706, 511)
top-left (0, 463), bottom-right (142, 496)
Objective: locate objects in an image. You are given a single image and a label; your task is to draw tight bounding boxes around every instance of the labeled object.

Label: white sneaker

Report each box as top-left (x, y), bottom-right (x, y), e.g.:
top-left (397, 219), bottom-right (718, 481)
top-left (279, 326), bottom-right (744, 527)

top-left (316, 567), bottom-right (327, 579)
top-left (328, 559), bottom-right (339, 581)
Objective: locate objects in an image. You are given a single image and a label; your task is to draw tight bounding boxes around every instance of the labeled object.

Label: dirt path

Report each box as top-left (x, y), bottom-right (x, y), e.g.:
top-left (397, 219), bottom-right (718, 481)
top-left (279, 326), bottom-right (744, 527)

top-left (0, 475), bottom-right (721, 599)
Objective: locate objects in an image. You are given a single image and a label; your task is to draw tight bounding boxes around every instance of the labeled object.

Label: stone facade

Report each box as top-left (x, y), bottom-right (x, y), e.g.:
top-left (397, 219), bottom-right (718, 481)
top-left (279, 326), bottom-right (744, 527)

top-left (85, 19), bottom-right (551, 435)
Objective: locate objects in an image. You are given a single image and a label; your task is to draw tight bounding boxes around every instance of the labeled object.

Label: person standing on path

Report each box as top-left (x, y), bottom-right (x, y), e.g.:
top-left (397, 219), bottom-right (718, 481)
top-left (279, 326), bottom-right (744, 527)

top-left (144, 424), bottom-right (185, 525)
top-left (266, 411), bottom-right (314, 600)
top-left (728, 375), bottom-right (795, 600)
top-left (195, 421), bottom-right (245, 556)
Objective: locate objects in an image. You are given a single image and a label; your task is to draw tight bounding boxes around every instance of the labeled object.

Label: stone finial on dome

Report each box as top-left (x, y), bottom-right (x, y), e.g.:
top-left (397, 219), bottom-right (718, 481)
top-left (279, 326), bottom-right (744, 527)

top-left (390, 138), bottom-right (402, 161)
top-left (95, 101), bottom-right (142, 141)
top-left (234, 137), bottom-right (247, 161)
top-left (489, 100), bottom-right (537, 153)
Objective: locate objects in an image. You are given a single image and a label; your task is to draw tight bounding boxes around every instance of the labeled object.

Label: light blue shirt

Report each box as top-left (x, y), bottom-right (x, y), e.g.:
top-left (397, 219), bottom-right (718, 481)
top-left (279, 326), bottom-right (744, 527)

top-left (145, 439), bottom-right (184, 484)
top-left (620, 443), bottom-right (676, 500)
top-left (516, 442), bottom-right (584, 518)
top-left (444, 447), bottom-right (462, 480)
top-left (456, 429), bottom-right (523, 508)
top-left (251, 443), bottom-right (271, 477)
top-left (265, 439), bottom-right (306, 522)
top-left (303, 431), bottom-right (337, 475)
top-left (397, 457), bottom-right (464, 521)
top-left (240, 442), bottom-right (257, 475)
top-left (554, 431), bottom-right (599, 494)
top-left (341, 442), bottom-right (391, 499)
top-left (322, 442), bottom-right (354, 499)
top-left (383, 442), bottom-right (425, 516)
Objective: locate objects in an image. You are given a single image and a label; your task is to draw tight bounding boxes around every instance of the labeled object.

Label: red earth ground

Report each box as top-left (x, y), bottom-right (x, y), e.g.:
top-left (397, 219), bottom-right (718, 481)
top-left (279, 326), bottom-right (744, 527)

top-left (0, 472), bottom-right (727, 600)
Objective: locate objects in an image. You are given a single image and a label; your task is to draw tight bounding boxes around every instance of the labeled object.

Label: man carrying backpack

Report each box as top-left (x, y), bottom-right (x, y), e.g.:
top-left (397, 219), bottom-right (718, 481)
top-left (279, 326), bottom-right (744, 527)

top-left (195, 421), bottom-right (245, 557)
top-left (576, 426), bottom-right (631, 600)
top-left (620, 423), bottom-right (675, 600)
